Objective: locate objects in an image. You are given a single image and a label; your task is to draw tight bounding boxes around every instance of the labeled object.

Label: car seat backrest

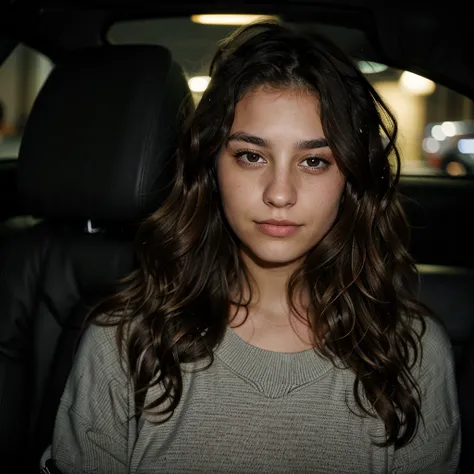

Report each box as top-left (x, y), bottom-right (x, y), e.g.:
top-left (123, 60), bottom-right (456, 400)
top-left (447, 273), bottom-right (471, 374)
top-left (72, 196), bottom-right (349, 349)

top-left (400, 177), bottom-right (474, 470)
top-left (0, 43), bottom-right (192, 470)
top-left (458, 333), bottom-right (474, 471)
top-left (416, 265), bottom-right (474, 364)
top-left (416, 265), bottom-right (474, 471)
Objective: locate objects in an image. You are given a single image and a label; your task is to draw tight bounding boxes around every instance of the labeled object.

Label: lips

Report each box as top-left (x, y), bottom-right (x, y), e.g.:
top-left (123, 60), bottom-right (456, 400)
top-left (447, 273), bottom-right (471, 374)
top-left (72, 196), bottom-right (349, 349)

top-left (256, 219), bottom-right (302, 237)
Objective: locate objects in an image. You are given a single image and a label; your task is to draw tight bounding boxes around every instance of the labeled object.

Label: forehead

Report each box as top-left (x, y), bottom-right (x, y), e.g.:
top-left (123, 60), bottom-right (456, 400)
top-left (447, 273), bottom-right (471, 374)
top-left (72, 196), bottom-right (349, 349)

top-left (231, 86), bottom-right (323, 138)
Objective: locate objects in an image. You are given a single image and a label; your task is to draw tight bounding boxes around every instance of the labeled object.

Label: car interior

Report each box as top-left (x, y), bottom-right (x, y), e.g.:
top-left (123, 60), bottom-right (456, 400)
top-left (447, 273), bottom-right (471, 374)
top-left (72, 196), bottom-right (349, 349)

top-left (0, 1), bottom-right (472, 472)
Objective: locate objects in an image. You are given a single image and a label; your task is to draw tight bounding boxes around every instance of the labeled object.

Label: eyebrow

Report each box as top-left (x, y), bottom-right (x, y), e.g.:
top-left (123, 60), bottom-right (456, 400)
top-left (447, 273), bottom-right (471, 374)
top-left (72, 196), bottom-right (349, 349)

top-left (226, 131), bottom-right (329, 150)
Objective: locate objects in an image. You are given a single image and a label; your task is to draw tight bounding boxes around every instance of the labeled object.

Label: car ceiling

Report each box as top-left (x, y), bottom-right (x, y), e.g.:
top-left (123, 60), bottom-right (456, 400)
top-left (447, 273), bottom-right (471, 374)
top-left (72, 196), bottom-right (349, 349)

top-left (0, 0), bottom-right (472, 100)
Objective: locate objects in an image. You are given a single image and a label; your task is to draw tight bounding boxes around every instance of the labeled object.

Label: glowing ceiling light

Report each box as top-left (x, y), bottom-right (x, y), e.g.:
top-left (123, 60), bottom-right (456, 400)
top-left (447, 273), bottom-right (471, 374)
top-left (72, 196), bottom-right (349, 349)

top-left (191, 14), bottom-right (276, 25)
top-left (188, 76), bottom-right (211, 93)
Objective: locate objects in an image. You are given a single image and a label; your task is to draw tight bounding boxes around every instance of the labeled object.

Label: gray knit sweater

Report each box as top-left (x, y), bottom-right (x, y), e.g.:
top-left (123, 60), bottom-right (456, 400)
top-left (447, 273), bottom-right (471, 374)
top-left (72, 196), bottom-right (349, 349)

top-left (51, 316), bottom-right (460, 473)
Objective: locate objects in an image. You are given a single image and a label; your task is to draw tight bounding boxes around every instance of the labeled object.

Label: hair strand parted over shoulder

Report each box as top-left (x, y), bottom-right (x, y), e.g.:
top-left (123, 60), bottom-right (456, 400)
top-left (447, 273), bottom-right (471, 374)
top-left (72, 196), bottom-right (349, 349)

top-left (90, 19), bottom-right (429, 449)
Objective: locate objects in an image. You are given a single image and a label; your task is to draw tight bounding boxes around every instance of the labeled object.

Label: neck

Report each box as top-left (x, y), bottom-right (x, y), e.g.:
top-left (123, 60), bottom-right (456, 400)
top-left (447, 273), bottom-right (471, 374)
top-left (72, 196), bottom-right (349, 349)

top-left (235, 247), bottom-right (309, 325)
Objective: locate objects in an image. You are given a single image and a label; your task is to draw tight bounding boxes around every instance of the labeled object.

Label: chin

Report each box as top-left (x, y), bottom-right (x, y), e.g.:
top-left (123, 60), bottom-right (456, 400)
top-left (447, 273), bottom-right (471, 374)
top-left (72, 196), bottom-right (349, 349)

top-left (242, 242), bottom-right (309, 268)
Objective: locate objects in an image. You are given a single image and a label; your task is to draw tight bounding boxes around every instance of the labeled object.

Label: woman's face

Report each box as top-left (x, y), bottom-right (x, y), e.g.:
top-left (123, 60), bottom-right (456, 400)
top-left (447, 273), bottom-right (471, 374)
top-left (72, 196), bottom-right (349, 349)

top-left (217, 86), bottom-right (345, 267)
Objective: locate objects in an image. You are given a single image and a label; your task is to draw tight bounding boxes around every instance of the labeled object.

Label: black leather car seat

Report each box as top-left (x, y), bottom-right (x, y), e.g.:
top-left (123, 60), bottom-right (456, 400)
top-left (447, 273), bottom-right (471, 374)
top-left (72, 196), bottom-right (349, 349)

top-left (0, 43), bottom-right (192, 470)
top-left (416, 265), bottom-right (474, 470)
top-left (458, 330), bottom-right (474, 471)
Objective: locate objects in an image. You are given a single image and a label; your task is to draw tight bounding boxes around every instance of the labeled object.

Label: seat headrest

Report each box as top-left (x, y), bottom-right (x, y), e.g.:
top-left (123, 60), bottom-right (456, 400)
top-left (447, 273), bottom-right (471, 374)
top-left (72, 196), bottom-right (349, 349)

top-left (18, 45), bottom-right (192, 223)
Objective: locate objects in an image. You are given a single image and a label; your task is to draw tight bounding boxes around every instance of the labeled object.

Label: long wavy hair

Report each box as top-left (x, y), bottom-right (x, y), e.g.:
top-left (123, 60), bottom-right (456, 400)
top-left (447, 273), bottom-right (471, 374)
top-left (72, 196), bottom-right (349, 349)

top-left (91, 20), bottom-right (429, 449)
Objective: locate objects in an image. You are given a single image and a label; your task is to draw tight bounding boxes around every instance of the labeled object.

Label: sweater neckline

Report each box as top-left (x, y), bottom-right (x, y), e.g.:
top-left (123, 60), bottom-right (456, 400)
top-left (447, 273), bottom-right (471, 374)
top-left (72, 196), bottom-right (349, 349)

top-left (213, 324), bottom-right (333, 398)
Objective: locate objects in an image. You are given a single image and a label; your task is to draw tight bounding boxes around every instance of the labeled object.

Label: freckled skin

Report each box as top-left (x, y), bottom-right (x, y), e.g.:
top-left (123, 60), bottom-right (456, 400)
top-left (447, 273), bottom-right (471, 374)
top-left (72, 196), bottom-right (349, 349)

top-left (217, 87), bottom-right (346, 267)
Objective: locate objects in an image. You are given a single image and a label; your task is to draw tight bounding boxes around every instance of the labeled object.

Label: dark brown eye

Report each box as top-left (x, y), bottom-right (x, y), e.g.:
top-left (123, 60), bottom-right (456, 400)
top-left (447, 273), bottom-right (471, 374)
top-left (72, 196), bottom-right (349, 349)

top-left (246, 153), bottom-right (261, 162)
top-left (300, 157), bottom-right (330, 171)
top-left (306, 157), bottom-right (322, 167)
top-left (234, 151), bottom-right (265, 166)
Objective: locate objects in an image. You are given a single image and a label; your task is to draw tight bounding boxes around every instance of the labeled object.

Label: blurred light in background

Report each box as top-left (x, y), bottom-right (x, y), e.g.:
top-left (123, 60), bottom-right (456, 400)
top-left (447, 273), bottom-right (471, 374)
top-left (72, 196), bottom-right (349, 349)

top-left (422, 137), bottom-right (441, 153)
top-left (431, 124), bottom-right (446, 141)
top-left (188, 76), bottom-right (211, 92)
top-left (458, 138), bottom-right (474, 154)
top-left (441, 121), bottom-right (457, 137)
top-left (191, 14), bottom-right (276, 25)
top-left (399, 71), bottom-right (436, 95)
top-left (430, 122), bottom-right (461, 141)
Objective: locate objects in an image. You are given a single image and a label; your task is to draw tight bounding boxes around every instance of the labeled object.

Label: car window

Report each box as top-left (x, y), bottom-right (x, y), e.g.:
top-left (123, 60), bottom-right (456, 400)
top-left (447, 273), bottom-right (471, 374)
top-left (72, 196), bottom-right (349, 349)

top-left (108, 16), bottom-right (474, 178)
top-left (0, 44), bottom-right (53, 160)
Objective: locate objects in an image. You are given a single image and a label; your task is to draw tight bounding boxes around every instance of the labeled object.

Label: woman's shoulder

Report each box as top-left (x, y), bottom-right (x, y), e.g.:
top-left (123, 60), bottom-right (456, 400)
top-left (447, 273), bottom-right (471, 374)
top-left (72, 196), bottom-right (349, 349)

top-left (422, 313), bottom-right (451, 344)
top-left (418, 314), bottom-right (452, 359)
top-left (73, 317), bottom-right (131, 378)
top-left (410, 314), bottom-right (456, 384)
top-left (79, 319), bottom-right (119, 353)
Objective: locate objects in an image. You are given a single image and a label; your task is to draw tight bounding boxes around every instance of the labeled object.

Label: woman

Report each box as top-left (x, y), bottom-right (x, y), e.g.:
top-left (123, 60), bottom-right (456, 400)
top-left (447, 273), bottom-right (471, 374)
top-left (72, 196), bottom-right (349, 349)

top-left (49, 20), bottom-right (460, 473)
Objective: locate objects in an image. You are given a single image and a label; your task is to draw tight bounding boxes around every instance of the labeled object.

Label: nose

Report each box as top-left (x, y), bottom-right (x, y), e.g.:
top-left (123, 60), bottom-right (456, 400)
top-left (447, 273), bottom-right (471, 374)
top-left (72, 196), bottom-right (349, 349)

top-left (262, 167), bottom-right (297, 208)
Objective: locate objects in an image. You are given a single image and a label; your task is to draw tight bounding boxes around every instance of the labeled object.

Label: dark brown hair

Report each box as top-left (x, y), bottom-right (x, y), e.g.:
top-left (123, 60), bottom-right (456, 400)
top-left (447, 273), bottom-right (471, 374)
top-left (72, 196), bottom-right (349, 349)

top-left (91, 20), bottom-right (428, 449)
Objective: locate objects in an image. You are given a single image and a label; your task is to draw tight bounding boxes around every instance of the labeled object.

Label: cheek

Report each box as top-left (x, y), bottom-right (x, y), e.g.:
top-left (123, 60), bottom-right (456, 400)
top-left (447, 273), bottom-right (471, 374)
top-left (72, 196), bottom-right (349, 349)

top-left (217, 166), bottom-right (243, 219)
top-left (217, 163), bottom-right (256, 212)
top-left (329, 186), bottom-right (345, 223)
top-left (219, 182), bottom-right (248, 222)
top-left (305, 179), bottom-right (345, 225)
